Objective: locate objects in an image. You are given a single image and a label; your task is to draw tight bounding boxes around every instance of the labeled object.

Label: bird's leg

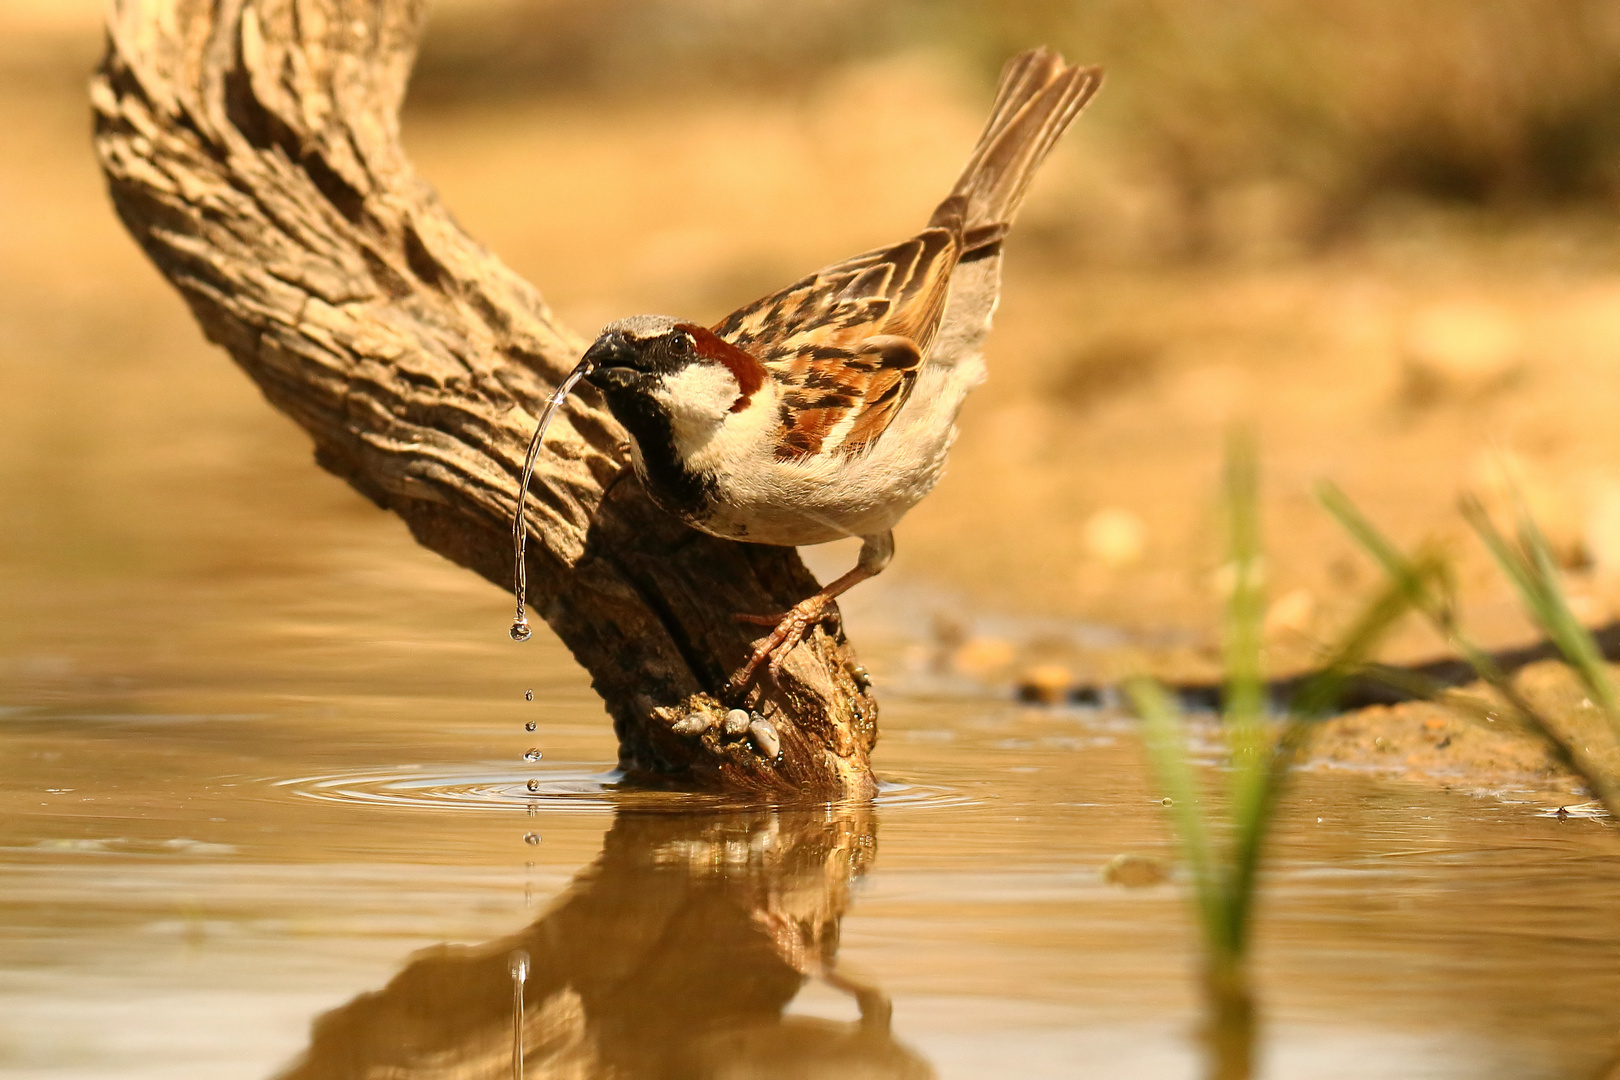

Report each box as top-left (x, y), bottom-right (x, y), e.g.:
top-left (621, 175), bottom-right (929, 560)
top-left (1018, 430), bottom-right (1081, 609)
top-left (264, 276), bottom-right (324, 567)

top-left (729, 531), bottom-right (894, 694)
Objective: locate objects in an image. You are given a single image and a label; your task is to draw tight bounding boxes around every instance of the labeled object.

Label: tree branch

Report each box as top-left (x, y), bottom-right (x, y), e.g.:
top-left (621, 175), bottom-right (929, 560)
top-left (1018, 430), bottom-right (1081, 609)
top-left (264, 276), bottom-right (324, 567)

top-left (92, 0), bottom-right (877, 797)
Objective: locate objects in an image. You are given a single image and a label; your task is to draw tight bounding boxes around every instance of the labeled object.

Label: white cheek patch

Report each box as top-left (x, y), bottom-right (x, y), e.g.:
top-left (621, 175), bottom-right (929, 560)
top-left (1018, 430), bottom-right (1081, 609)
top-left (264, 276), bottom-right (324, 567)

top-left (652, 363), bottom-right (743, 460)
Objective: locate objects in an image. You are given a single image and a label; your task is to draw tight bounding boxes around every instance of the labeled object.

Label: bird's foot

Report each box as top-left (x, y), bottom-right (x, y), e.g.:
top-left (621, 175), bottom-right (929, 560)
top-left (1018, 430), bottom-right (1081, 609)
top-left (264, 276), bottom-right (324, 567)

top-left (728, 595), bottom-right (835, 693)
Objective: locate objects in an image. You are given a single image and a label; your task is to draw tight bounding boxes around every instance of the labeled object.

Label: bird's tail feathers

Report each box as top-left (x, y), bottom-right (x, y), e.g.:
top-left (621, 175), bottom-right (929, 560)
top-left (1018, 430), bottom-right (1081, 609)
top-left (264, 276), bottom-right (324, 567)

top-left (931, 49), bottom-right (1101, 245)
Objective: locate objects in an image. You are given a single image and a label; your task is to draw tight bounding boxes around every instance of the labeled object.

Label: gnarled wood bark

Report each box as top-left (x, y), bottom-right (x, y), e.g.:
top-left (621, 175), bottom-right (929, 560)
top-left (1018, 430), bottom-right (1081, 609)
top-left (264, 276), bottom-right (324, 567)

top-left (92, 0), bottom-right (877, 797)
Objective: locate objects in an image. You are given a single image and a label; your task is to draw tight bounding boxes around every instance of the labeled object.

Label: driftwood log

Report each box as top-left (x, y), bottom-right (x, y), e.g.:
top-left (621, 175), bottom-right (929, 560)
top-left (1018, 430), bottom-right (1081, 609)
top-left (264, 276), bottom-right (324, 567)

top-left (92, 0), bottom-right (878, 797)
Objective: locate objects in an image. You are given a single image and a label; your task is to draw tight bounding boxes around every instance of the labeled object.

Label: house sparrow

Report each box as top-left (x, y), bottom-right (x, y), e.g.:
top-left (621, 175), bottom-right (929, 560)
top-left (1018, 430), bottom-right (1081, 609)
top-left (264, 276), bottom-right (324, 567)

top-left (519, 48), bottom-right (1101, 691)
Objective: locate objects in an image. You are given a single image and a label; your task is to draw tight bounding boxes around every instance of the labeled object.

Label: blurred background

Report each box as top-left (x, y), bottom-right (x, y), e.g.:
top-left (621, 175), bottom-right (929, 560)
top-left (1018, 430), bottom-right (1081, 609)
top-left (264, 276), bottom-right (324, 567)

top-left (6, 0), bottom-right (1620, 686)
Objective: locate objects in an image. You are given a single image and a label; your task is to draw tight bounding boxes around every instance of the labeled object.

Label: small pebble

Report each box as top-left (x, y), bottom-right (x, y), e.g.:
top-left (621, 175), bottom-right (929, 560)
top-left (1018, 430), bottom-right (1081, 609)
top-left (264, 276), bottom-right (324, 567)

top-left (953, 637), bottom-right (1015, 678)
top-left (1263, 587), bottom-right (1316, 639)
top-left (1102, 852), bottom-right (1169, 888)
top-left (1400, 300), bottom-right (1523, 405)
top-left (671, 716), bottom-right (709, 737)
top-left (1016, 664), bottom-right (1073, 705)
top-left (748, 717), bottom-right (781, 761)
top-left (723, 709), bottom-right (752, 737)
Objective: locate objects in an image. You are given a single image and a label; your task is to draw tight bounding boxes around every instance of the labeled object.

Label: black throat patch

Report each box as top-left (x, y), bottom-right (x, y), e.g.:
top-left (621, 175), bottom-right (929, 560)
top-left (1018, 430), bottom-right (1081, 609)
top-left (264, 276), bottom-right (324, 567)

top-left (599, 385), bottom-right (717, 526)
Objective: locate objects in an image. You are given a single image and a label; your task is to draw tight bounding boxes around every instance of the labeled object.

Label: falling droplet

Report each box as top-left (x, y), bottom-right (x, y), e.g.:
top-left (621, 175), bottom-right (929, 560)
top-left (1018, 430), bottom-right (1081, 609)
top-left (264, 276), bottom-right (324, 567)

top-left (509, 358), bottom-right (596, 643)
top-left (524, 832), bottom-right (542, 845)
top-left (526, 778), bottom-right (540, 793)
top-left (525, 721), bottom-right (537, 732)
top-left (509, 949), bottom-right (530, 1080)
top-left (524, 689), bottom-right (534, 702)
top-left (524, 748), bottom-right (542, 762)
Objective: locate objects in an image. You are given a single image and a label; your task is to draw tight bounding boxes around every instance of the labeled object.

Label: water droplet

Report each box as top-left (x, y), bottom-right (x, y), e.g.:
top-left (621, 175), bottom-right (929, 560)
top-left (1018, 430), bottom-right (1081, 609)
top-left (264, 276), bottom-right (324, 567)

top-left (523, 832), bottom-right (541, 845)
top-left (526, 779), bottom-right (540, 792)
top-left (509, 618), bottom-right (532, 642)
top-left (509, 948), bottom-right (530, 1079)
top-left (524, 748), bottom-right (542, 762)
top-left (524, 689), bottom-right (534, 702)
top-left (524, 721), bottom-right (537, 732)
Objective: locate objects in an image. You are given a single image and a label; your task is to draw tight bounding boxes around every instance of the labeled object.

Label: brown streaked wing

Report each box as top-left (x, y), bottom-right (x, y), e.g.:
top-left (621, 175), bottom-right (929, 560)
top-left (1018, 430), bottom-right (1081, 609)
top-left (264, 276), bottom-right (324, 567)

top-left (837, 335), bottom-right (924, 455)
top-left (714, 223), bottom-right (961, 461)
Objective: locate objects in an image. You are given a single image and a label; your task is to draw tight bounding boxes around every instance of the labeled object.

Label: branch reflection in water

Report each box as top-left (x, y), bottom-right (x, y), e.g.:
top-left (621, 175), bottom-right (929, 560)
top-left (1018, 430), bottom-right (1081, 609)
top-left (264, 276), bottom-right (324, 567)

top-left (274, 805), bottom-right (929, 1080)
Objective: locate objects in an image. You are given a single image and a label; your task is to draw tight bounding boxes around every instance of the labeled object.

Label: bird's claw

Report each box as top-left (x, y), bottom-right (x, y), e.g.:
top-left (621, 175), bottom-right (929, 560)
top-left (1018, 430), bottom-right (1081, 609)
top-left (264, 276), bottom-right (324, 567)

top-left (727, 598), bottom-right (832, 694)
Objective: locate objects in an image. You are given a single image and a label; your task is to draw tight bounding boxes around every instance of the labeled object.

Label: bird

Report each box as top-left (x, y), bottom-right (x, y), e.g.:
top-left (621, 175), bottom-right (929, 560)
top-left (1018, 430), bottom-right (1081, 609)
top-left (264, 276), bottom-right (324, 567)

top-left (570, 48), bottom-right (1101, 693)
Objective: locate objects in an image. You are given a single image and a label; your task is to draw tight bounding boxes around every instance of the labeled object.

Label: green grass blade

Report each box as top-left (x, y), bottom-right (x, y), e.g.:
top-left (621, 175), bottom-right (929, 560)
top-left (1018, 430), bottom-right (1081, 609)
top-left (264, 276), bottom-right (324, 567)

top-left (1221, 431), bottom-right (1269, 936)
top-left (1223, 559), bottom-right (1431, 952)
top-left (1325, 484), bottom-right (1620, 822)
top-left (1126, 677), bottom-right (1230, 957)
top-left (1315, 481), bottom-right (1409, 583)
top-left (1318, 482), bottom-right (1506, 680)
top-left (1461, 495), bottom-right (1620, 722)
top-left (1287, 554), bottom-right (1441, 721)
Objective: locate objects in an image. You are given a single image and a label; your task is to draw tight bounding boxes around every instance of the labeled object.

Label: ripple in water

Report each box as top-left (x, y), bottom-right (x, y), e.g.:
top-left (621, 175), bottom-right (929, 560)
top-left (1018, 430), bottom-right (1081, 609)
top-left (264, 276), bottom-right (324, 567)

top-left (275, 766), bottom-right (624, 813)
top-left (271, 765), bottom-right (980, 814)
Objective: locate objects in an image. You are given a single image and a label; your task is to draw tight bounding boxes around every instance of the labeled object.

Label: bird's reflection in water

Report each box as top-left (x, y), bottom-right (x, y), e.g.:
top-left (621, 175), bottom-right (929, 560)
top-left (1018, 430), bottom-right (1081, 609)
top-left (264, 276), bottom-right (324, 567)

top-left (276, 804), bottom-right (932, 1080)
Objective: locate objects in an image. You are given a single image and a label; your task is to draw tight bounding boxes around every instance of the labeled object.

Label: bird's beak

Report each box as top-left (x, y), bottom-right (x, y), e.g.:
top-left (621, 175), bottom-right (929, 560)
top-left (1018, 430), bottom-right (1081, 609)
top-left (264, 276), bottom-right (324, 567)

top-left (581, 330), bottom-right (645, 392)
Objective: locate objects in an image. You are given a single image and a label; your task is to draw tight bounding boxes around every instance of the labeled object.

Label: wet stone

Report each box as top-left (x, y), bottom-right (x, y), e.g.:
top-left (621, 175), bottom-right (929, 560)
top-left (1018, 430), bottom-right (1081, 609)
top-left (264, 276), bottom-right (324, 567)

top-left (748, 717), bottom-right (781, 762)
top-left (1103, 852), bottom-right (1169, 889)
top-left (1016, 664), bottom-right (1073, 705)
top-left (671, 716), bottom-right (709, 737)
top-left (723, 709), bottom-right (752, 737)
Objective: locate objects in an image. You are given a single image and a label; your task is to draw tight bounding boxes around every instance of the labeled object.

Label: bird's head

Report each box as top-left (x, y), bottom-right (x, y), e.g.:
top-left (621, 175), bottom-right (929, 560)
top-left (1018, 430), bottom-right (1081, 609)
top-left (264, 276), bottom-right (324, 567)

top-left (582, 315), bottom-right (768, 463)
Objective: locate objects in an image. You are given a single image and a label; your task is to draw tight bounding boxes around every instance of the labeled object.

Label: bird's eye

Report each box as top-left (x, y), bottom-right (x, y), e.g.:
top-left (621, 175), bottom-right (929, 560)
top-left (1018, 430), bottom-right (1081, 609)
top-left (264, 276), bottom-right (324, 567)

top-left (671, 333), bottom-right (693, 356)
